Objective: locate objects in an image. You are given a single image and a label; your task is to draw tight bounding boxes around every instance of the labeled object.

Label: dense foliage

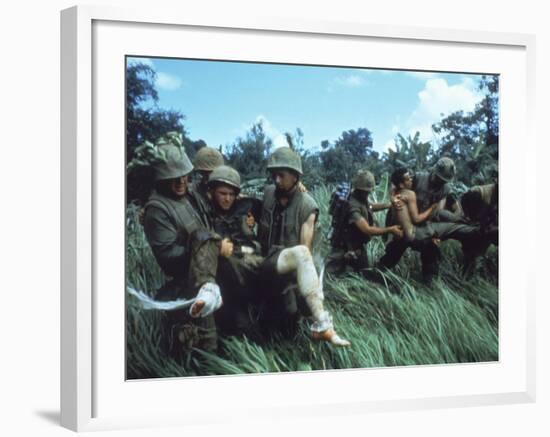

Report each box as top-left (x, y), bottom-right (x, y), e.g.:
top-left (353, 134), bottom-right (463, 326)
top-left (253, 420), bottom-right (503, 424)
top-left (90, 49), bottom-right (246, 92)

top-left (126, 62), bottom-right (499, 204)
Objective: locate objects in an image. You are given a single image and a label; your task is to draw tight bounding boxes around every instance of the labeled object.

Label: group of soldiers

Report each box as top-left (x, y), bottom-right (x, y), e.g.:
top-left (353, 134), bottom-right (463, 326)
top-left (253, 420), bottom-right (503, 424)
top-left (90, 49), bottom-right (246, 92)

top-left (138, 137), bottom-right (498, 356)
top-left (326, 158), bottom-right (498, 281)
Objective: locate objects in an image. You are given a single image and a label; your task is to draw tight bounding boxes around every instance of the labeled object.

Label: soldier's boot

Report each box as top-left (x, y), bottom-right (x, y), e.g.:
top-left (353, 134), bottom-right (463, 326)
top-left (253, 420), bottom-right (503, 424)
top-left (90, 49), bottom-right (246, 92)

top-left (306, 292), bottom-right (350, 348)
top-left (173, 315), bottom-right (219, 356)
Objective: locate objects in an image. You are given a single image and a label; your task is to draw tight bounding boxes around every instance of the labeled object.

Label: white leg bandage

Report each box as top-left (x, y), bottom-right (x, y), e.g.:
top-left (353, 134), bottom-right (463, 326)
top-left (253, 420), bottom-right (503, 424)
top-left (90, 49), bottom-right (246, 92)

top-left (276, 246), bottom-right (330, 328)
top-left (276, 246), bottom-right (350, 346)
top-left (276, 246), bottom-right (320, 299)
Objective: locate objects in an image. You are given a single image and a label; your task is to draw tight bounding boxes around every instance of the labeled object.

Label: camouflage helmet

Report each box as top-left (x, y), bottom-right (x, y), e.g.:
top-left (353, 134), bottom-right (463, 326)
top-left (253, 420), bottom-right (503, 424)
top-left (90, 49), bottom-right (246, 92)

top-left (208, 165), bottom-right (241, 192)
top-left (266, 147), bottom-right (303, 175)
top-left (352, 170), bottom-right (376, 192)
top-left (193, 147), bottom-right (224, 171)
top-left (153, 144), bottom-right (193, 181)
top-left (432, 157), bottom-right (456, 182)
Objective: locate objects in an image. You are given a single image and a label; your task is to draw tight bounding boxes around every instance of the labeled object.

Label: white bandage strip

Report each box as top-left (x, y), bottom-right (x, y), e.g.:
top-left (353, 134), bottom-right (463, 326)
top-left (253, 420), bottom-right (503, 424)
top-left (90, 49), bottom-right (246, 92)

top-left (189, 282), bottom-right (223, 318)
top-left (127, 287), bottom-right (195, 311)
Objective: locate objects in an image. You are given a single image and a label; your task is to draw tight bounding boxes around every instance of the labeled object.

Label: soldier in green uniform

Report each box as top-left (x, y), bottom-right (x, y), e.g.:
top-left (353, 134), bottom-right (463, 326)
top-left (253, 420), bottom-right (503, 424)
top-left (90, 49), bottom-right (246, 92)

top-left (326, 170), bottom-right (403, 275)
top-left (205, 165), bottom-right (264, 336)
top-left (257, 147), bottom-right (349, 347)
top-left (189, 146), bottom-right (225, 215)
top-left (460, 182), bottom-right (498, 274)
top-left (461, 182), bottom-right (498, 239)
top-left (142, 143), bottom-right (233, 355)
top-left (379, 158), bottom-right (481, 281)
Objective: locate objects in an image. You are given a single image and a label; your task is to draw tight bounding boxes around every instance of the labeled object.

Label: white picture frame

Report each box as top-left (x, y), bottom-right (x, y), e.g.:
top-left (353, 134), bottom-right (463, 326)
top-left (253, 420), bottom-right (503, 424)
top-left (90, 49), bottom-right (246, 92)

top-left (60, 5), bottom-right (536, 432)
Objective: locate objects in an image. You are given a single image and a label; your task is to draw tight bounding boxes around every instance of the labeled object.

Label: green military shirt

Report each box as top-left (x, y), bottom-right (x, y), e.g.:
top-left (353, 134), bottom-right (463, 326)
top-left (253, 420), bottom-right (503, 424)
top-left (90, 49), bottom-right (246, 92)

top-left (413, 171), bottom-right (451, 215)
top-left (143, 190), bottom-right (208, 282)
top-left (211, 197), bottom-right (262, 254)
top-left (342, 193), bottom-right (374, 251)
top-left (469, 183), bottom-right (498, 229)
top-left (188, 181), bottom-right (212, 220)
top-left (258, 185), bottom-right (319, 256)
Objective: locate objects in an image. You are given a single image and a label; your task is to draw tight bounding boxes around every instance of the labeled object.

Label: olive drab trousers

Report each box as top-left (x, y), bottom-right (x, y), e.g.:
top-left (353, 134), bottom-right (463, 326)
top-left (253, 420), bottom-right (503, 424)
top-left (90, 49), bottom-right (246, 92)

top-left (379, 221), bottom-right (481, 281)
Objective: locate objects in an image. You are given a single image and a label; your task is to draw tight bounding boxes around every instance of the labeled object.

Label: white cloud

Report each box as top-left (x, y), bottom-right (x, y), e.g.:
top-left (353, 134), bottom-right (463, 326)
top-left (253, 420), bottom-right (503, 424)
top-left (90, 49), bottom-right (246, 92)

top-left (335, 74), bottom-right (366, 87)
top-left (255, 115), bottom-right (290, 149)
top-left (406, 77), bottom-right (482, 141)
top-left (155, 72), bottom-right (183, 91)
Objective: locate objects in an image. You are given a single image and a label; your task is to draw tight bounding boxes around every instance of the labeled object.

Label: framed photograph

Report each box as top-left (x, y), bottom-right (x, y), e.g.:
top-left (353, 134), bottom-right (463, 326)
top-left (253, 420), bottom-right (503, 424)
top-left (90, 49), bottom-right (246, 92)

top-left (61, 5), bottom-right (536, 432)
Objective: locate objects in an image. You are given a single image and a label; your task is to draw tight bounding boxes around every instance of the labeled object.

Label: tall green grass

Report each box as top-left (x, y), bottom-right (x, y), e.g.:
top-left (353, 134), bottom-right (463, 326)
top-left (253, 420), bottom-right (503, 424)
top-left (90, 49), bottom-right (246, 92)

top-left (126, 182), bottom-right (498, 379)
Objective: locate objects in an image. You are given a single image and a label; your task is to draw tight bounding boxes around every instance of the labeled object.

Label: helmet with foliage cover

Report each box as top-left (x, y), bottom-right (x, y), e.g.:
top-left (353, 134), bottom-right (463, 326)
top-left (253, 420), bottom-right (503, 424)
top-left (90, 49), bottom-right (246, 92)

top-left (352, 170), bottom-right (376, 192)
top-left (266, 147), bottom-right (303, 175)
top-left (152, 133), bottom-right (193, 181)
top-left (432, 157), bottom-right (456, 182)
top-left (193, 147), bottom-right (225, 171)
top-left (208, 165), bottom-right (241, 192)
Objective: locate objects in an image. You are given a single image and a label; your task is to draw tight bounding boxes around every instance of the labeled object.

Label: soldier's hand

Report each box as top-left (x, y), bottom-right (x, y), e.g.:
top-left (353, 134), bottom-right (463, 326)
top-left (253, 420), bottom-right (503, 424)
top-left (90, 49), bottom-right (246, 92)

top-left (391, 194), bottom-right (404, 210)
top-left (297, 181), bottom-right (308, 193)
top-left (219, 238), bottom-right (234, 258)
top-left (390, 225), bottom-right (403, 239)
top-left (246, 212), bottom-right (255, 228)
top-left (138, 207), bottom-right (146, 225)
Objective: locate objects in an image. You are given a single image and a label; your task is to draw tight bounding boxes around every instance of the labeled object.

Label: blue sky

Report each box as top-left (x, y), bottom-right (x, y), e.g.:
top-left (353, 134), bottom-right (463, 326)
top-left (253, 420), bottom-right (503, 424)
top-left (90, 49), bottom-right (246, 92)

top-left (128, 56), bottom-right (492, 154)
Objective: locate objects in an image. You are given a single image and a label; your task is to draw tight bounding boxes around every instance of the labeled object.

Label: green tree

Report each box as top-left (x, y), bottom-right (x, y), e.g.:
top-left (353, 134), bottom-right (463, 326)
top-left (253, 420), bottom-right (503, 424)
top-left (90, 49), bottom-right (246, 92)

top-left (384, 132), bottom-right (434, 175)
top-left (225, 121), bottom-right (273, 181)
top-left (432, 75), bottom-right (499, 185)
top-left (319, 128), bottom-right (383, 184)
top-left (126, 62), bottom-right (195, 204)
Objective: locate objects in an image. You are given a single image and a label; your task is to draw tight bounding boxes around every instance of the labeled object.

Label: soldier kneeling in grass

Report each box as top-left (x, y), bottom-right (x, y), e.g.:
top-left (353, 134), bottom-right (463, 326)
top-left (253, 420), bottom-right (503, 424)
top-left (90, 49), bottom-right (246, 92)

top-left (325, 169), bottom-right (403, 276)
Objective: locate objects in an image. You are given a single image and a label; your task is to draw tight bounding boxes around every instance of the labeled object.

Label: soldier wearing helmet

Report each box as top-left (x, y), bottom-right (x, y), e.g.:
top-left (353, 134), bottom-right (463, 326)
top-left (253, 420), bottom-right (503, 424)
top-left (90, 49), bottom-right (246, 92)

top-left (326, 169), bottom-right (402, 275)
top-left (379, 158), bottom-right (481, 282)
top-left (201, 165), bottom-right (265, 336)
top-left (208, 166), bottom-right (262, 252)
top-left (142, 139), bottom-right (234, 355)
top-left (190, 146), bottom-right (225, 216)
top-left (257, 147), bottom-right (350, 347)
top-left (460, 182), bottom-right (498, 275)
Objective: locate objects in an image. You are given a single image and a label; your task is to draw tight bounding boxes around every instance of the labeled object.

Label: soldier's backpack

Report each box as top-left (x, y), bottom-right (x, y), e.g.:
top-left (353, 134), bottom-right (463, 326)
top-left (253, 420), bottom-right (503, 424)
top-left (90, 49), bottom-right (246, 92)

top-left (327, 181), bottom-right (351, 248)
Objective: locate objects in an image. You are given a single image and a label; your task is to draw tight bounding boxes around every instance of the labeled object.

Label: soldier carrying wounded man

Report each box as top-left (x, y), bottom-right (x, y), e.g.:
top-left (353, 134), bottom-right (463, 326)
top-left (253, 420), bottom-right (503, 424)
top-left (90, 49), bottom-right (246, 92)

top-left (206, 155), bottom-right (350, 347)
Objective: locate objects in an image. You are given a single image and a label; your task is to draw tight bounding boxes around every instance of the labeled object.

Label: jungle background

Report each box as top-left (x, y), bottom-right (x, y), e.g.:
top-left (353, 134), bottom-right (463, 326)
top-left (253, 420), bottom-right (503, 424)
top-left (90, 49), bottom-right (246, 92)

top-left (125, 61), bottom-right (499, 379)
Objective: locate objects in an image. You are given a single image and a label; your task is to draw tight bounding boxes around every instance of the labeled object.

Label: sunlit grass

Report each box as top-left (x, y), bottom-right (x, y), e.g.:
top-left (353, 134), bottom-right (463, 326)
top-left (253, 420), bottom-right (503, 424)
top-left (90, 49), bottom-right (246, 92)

top-left (126, 183), bottom-right (498, 379)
